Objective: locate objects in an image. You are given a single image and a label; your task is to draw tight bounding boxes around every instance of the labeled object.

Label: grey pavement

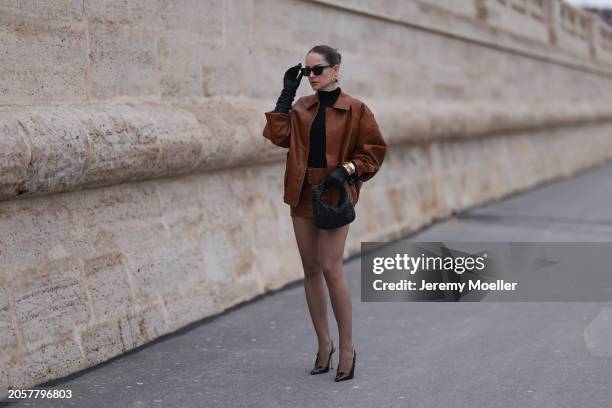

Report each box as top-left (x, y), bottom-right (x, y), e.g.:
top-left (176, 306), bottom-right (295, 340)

top-left (4, 162), bottom-right (612, 408)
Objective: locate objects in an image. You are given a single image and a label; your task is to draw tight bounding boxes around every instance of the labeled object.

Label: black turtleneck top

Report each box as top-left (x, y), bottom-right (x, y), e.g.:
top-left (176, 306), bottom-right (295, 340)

top-left (307, 86), bottom-right (341, 168)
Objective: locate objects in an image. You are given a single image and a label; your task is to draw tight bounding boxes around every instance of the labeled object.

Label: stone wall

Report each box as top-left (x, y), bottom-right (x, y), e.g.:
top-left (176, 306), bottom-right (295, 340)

top-left (2, 0), bottom-right (612, 396)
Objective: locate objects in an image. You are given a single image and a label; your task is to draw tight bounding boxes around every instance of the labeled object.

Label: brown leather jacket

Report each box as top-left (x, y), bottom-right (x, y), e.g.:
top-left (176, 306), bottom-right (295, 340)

top-left (263, 88), bottom-right (387, 207)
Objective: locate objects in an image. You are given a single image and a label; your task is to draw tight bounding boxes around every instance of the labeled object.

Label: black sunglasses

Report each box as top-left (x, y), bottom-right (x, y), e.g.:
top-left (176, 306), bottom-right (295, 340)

top-left (300, 64), bottom-right (333, 76)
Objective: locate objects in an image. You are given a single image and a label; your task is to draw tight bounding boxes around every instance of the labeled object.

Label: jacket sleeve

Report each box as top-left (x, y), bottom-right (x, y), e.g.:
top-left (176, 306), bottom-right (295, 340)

top-left (349, 103), bottom-right (387, 182)
top-left (263, 110), bottom-right (291, 148)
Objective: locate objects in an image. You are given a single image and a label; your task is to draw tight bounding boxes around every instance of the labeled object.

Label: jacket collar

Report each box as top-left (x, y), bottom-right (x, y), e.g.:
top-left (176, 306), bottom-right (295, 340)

top-left (304, 88), bottom-right (350, 111)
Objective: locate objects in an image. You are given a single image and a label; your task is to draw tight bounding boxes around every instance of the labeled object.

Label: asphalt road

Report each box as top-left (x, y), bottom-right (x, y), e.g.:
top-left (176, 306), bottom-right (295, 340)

top-left (4, 162), bottom-right (612, 408)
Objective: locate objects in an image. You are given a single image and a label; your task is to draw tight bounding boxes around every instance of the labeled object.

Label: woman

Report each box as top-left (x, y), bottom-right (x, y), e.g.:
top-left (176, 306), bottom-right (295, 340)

top-left (262, 45), bottom-right (387, 382)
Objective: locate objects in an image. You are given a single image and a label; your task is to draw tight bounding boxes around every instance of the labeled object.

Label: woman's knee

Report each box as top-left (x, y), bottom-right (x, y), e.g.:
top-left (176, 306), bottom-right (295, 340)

top-left (302, 259), bottom-right (322, 278)
top-left (321, 262), bottom-right (343, 284)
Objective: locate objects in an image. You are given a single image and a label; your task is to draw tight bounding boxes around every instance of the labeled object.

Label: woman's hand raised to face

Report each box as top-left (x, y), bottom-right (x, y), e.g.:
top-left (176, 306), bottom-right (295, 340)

top-left (274, 63), bottom-right (304, 113)
top-left (283, 63), bottom-right (303, 93)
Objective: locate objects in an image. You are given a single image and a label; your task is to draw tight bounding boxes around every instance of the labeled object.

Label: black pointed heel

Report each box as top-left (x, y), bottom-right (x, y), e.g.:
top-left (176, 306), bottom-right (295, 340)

top-left (334, 348), bottom-right (356, 382)
top-left (310, 341), bottom-right (335, 375)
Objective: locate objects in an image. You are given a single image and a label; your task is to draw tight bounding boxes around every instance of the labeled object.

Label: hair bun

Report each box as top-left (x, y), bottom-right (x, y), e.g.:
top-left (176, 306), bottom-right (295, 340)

top-left (307, 45), bottom-right (342, 66)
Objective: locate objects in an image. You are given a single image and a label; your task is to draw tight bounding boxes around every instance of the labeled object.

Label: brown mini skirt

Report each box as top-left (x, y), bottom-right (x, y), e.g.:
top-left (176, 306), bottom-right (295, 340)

top-left (290, 166), bottom-right (357, 219)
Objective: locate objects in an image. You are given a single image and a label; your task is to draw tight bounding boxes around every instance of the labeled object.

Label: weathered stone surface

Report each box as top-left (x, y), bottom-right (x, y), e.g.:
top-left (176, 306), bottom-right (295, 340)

top-left (83, 252), bottom-right (132, 321)
top-left (80, 320), bottom-right (126, 367)
top-left (9, 335), bottom-right (84, 388)
top-left (0, 280), bottom-right (18, 352)
top-left (0, 99), bottom-right (611, 204)
top-left (0, 12), bottom-right (88, 104)
top-left (87, 21), bottom-right (159, 99)
top-left (114, 302), bottom-right (167, 351)
top-left (7, 256), bottom-right (90, 352)
top-left (162, 286), bottom-right (221, 333)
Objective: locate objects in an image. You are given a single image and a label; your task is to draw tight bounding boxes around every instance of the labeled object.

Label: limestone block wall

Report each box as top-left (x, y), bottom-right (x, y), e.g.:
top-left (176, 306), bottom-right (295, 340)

top-left (2, 0), bottom-right (612, 396)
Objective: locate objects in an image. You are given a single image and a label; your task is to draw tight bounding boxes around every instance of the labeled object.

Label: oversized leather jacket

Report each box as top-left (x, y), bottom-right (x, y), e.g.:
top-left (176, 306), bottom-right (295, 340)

top-left (263, 88), bottom-right (387, 207)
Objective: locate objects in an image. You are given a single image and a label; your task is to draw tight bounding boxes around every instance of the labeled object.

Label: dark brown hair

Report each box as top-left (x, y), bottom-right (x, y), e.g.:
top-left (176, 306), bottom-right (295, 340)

top-left (307, 45), bottom-right (342, 66)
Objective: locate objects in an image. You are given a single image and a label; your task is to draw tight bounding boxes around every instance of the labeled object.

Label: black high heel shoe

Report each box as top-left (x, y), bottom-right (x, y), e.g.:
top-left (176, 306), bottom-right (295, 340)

top-left (334, 348), bottom-right (356, 382)
top-left (310, 341), bottom-right (335, 375)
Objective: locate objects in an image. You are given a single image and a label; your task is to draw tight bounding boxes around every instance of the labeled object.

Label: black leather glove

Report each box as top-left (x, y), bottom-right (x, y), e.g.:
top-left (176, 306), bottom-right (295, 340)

top-left (326, 165), bottom-right (351, 187)
top-left (274, 63), bottom-right (304, 113)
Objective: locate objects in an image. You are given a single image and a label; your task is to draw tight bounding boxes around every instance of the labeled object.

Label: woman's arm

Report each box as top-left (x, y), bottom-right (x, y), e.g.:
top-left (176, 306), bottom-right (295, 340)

top-left (263, 110), bottom-right (291, 148)
top-left (262, 63), bottom-right (303, 148)
top-left (349, 103), bottom-right (387, 182)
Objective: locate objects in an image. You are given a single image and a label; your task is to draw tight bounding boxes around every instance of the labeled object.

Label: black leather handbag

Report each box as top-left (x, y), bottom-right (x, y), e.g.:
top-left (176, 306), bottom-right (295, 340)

top-left (311, 177), bottom-right (356, 229)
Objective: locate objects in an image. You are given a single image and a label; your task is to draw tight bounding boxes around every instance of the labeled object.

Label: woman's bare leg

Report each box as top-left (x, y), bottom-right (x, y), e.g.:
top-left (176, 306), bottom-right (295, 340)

top-left (291, 216), bottom-right (334, 366)
top-left (319, 223), bottom-right (353, 372)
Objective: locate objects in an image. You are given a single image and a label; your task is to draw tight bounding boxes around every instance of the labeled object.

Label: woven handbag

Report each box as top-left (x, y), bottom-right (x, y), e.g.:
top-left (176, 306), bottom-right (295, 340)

top-left (311, 177), bottom-right (356, 229)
